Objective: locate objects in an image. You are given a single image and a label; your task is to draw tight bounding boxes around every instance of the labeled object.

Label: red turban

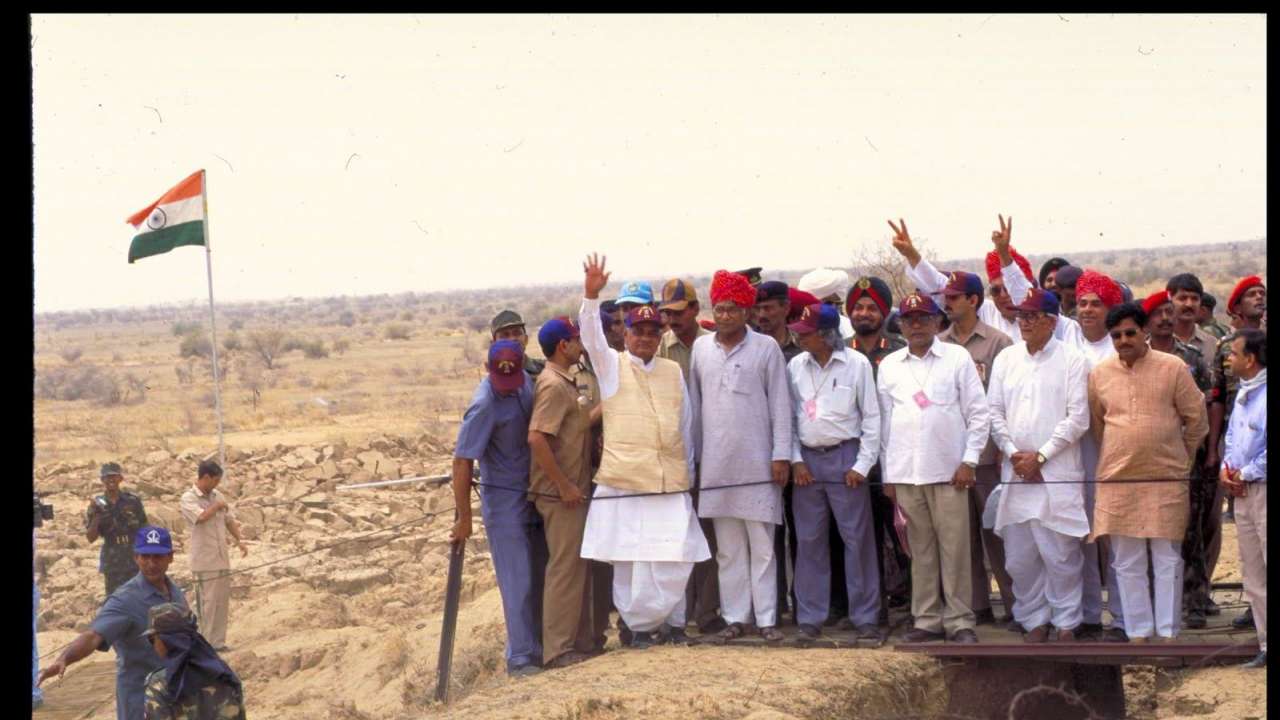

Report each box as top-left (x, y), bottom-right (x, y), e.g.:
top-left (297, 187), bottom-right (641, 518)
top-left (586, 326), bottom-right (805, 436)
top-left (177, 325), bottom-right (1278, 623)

top-left (985, 247), bottom-right (1036, 285)
top-left (1141, 290), bottom-right (1170, 316)
top-left (787, 288), bottom-right (821, 322)
top-left (1227, 275), bottom-right (1265, 313)
top-left (710, 269), bottom-right (757, 308)
top-left (1075, 269), bottom-right (1123, 308)
top-left (698, 318), bottom-right (717, 331)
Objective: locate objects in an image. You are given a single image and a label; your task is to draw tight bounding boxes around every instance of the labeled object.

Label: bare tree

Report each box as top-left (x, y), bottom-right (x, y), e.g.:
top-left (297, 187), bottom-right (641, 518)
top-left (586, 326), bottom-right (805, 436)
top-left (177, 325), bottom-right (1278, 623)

top-left (849, 236), bottom-right (940, 302)
top-left (247, 328), bottom-right (288, 370)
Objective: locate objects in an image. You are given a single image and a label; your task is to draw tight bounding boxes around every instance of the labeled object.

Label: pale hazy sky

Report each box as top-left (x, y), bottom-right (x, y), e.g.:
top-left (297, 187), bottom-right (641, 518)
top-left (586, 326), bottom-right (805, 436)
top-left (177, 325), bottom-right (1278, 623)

top-left (32, 14), bottom-right (1266, 313)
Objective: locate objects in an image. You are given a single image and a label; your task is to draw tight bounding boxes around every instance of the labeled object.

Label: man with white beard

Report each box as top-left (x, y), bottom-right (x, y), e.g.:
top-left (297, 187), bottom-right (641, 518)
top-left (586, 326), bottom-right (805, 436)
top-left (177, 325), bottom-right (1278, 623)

top-left (577, 254), bottom-right (711, 648)
top-left (988, 289), bottom-right (1092, 641)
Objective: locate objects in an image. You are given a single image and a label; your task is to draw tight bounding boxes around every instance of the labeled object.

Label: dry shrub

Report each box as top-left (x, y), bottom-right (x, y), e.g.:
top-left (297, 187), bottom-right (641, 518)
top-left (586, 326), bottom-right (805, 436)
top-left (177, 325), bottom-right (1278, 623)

top-left (35, 364), bottom-right (123, 405)
top-left (59, 347), bottom-right (83, 363)
top-left (385, 323), bottom-right (412, 340)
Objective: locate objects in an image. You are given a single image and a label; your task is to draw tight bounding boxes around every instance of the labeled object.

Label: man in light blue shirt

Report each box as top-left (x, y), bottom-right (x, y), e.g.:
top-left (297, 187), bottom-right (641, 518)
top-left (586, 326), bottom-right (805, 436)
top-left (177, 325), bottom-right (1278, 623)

top-left (1221, 328), bottom-right (1266, 668)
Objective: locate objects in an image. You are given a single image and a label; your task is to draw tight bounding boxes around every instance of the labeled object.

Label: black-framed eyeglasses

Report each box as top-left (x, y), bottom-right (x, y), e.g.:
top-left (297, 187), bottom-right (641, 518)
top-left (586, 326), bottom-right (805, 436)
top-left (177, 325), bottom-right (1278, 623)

top-left (1109, 328), bottom-right (1141, 340)
top-left (1015, 312), bottom-right (1045, 324)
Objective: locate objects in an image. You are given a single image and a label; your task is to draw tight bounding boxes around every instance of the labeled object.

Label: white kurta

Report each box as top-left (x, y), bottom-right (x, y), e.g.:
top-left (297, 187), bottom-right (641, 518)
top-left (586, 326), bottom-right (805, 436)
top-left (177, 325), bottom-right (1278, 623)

top-left (988, 338), bottom-right (1092, 538)
top-left (576, 298), bottom-right (711, 565)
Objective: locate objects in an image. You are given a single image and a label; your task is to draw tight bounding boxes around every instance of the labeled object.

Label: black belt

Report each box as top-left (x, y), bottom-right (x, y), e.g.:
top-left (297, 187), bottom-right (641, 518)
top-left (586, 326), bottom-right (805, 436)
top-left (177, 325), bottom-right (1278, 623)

top-left (802, 438), bottom-right (857, 454)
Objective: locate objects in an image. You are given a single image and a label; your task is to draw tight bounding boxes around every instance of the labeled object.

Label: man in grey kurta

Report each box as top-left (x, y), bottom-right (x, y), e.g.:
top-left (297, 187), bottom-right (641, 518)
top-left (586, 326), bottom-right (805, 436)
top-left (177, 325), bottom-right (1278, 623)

top-left (688, 269), bottom-right (793, 641)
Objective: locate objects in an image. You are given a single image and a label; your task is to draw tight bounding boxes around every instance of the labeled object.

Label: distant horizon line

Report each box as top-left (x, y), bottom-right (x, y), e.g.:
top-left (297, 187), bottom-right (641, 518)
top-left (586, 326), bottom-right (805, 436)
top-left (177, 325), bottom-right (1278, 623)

top-left (35, 236), bottom-right (1266, 318)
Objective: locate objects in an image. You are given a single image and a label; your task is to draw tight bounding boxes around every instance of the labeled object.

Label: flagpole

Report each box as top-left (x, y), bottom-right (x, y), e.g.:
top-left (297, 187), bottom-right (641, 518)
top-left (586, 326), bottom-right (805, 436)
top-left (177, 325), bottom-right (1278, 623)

top-left (200, 169), bottom-right (227, 471)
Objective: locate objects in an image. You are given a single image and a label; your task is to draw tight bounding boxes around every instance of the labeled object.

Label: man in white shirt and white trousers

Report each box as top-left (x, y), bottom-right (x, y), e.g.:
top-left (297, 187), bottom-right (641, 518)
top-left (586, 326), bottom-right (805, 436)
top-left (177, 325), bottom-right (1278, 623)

top-left (988, 288), bottom-right (1092, 642)
top-left (577, 254), bottom-right (711, 648)
top-left (786, 302), bottom-right (881, 641)
top-left (878, 292), bottom-right (991, 644)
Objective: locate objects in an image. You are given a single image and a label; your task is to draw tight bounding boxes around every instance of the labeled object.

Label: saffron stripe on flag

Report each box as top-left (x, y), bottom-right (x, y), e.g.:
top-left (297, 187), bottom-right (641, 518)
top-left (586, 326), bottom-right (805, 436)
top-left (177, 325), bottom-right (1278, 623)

top-left (125, 170), bottom-right (204, 227)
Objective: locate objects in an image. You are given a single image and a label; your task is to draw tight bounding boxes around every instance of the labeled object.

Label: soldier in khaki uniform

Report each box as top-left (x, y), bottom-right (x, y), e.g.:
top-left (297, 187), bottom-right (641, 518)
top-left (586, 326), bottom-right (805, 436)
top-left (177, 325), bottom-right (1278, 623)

top-left (179, 461), bottom-right (247, 651)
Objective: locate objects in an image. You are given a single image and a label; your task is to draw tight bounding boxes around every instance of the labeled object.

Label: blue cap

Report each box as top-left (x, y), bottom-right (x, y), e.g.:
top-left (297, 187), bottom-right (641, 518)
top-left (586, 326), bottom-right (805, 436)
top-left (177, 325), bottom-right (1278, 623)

top-left (756, 280), bottom-right (790, 304)
top-left (537, 317), bottom-right (580, 349)
top-left (615, 280), bottom-right (654, 305)
top-left (940, 271), bottom-right (985, 299)
top-left (134, 526), bottom-right (173, 555)
top-left (787, 303), bottom-right (841, 334)
top-left (1014, 288), bottom-right (1061, 316)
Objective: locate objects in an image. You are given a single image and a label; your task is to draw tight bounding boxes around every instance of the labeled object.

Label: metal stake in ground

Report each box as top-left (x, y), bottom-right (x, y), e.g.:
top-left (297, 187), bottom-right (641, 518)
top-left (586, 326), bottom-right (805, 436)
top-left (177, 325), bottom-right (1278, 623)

top-left (434, 532), bottom-right (466, 703)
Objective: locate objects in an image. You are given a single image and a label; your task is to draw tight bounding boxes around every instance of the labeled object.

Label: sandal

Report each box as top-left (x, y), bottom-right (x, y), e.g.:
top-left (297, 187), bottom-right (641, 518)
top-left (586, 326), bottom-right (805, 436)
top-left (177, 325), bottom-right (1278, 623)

top-left (714, 622), bottom-right (747, 642)
top-left (760, 626), bottom-right (784, 642)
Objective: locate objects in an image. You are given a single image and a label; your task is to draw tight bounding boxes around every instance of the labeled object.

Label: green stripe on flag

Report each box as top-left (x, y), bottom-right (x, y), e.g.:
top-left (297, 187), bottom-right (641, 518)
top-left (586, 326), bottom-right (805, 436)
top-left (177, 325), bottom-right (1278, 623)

top-left (128, 220), bottom-right (206, 264)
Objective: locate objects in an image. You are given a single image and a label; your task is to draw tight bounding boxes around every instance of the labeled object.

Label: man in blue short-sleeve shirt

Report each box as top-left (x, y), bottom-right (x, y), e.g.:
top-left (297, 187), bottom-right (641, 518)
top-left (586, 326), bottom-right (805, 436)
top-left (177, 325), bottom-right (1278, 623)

top-left (37, 526), bottom-right (188, 720)
top-left (449, 339), bottom-right (546, 676)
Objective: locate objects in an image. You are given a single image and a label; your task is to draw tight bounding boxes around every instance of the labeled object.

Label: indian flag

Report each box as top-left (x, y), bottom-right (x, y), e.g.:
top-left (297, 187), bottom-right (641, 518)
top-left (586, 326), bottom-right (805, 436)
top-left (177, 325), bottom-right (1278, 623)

top-left (126, 170), bottom-right (207, 263)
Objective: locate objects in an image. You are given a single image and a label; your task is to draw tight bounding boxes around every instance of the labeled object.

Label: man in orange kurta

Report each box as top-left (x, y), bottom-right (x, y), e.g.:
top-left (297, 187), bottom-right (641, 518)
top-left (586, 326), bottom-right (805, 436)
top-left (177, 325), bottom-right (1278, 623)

top-left (1088, 303), bottom-right (1208, 642)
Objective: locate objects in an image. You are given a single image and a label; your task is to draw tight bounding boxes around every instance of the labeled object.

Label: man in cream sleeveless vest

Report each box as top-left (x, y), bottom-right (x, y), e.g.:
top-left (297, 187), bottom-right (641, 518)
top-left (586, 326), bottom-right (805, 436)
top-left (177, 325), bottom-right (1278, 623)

top-left (577, 253), bottom-right (711, 648)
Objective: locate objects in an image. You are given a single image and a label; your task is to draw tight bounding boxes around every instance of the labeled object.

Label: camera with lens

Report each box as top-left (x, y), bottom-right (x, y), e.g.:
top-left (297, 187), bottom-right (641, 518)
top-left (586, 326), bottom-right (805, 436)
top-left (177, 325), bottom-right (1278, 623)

top-left (33, 493), bottom-right (54, 528)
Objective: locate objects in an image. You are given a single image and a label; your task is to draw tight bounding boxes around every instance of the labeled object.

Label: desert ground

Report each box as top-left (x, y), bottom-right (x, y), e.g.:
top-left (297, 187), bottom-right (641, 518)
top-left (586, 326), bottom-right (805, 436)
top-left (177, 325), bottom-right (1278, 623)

top-left (34, 239), bottom-right (1266, 719)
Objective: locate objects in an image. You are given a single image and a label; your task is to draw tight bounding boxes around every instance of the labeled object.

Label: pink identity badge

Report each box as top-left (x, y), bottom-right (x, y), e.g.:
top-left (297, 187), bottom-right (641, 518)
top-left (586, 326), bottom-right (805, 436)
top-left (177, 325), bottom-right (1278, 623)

top-left (912, 390), bottom-right (931, 409)
top-left (803, 398), bottom-right (818, 420)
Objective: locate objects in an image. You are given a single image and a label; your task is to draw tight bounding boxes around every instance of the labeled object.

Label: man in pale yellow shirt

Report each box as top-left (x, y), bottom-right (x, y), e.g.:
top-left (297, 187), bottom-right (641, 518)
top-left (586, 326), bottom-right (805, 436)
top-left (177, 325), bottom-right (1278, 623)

top-left (179, 460), bottom-right (247, 651)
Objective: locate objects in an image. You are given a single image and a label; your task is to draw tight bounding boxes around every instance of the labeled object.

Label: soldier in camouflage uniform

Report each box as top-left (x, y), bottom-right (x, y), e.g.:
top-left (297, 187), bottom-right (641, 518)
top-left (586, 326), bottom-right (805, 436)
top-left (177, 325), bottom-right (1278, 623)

top-left (143, 603), bottom-right (246, 720)
top-left (847, 276), bottom-right (911, 621)
top-left (87, 462), bottom-right (149, 598)
top-left (1198, 293), bottom-right (1233, 340)
top-left (1143, 291), bottom-right (1217, 626)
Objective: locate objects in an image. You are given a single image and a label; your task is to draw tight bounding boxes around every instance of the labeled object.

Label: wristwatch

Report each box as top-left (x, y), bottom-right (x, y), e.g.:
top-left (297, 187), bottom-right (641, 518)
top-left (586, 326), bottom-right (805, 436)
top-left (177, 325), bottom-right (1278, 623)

top-left (1035, 452), bottom-right (1048, 465)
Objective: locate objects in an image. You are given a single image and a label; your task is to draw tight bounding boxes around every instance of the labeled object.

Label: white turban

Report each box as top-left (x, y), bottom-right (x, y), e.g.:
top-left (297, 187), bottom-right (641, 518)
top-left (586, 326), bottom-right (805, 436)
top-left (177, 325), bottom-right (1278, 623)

top-left (797, 268), bottom-right (849, 300)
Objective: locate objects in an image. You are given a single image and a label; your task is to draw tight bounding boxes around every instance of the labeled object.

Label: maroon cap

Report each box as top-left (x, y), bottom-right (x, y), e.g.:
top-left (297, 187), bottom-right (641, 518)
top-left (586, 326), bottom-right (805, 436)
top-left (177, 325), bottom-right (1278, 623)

top-left (898, 292), bottom-right (942, 317)
top-left (487, 340), bottom-right (527, 393)
top-left (625, 304), bottom-right (663, 328)
top-left (940, 271), bottom-right (984, 298)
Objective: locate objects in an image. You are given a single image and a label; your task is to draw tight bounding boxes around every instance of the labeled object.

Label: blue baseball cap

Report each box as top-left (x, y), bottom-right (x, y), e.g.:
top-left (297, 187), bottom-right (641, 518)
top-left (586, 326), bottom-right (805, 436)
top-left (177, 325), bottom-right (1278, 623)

top-left (615, 281), bottom-right (654, 305)
top-left (1013, 288), bottom-right (1061, 316)
top-left (134, 526), bottom-right (174, 555)
top-left (788, 303), bottom-right (840, 334)
top-left (537, 317), bottom-right (580, 350)
top-left (941, 271), bottom-right (985, 299)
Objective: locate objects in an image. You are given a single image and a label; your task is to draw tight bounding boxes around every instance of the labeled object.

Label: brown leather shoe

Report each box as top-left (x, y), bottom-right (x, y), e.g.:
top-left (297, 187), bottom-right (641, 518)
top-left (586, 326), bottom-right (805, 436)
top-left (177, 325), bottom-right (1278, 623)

top-left (902, 627), bottom-right (946, 643)
top-left (950, 628), bottom-right (980, 644)
top-left (1023, 624), bottom-right (1052, 643)
top-left (1055, 627), bottom-right (1076, 642)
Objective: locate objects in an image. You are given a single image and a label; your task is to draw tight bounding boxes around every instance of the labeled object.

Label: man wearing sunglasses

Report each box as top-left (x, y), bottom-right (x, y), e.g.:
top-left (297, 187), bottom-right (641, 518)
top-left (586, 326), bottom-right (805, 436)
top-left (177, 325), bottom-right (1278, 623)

top-left (877, 293), bottom-right (991, 644)
top-left (988, 288), bottom-right (1091, 642)
top-left (1087, 303), bottom-right (1208, 644)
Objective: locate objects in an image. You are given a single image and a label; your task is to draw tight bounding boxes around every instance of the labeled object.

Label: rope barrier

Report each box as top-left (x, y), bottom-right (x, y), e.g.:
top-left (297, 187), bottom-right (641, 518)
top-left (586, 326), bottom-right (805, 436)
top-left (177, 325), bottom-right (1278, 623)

top-left (468, 476), bottom-right (1199, 503)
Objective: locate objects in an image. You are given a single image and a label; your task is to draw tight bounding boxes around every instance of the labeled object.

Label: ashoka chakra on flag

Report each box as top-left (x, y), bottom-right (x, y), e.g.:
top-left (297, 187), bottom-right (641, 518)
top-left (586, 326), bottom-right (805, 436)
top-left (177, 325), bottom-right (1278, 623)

top-left (126, 170), bottom-right (206, 263)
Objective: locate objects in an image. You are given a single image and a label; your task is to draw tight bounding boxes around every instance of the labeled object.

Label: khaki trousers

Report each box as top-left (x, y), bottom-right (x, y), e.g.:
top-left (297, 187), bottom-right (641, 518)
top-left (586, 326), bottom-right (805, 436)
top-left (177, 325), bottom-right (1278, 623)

top-left (897, 482), bottom-right (976, 634)
top-left (534, 497), bottom-right (594, 663)
top-left (1235, 483), bottom-right (1267, 652)
top-left (194, 569), bottom-right (231, 648)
